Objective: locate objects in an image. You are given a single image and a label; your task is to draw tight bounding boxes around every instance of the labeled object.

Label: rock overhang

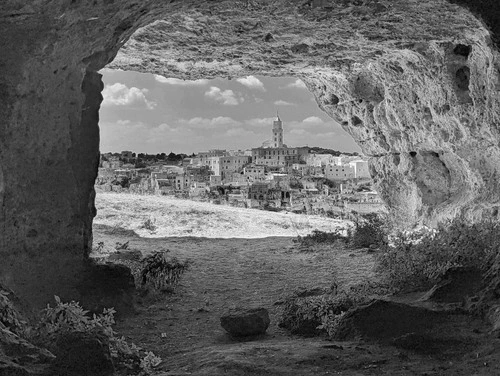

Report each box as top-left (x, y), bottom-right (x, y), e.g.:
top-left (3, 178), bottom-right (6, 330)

top-left (0, 0), bottom-right (500, 306)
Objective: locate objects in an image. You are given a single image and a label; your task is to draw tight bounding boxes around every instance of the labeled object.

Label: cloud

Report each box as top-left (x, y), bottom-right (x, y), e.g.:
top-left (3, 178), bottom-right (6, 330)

top-left (180, 116), bottom-right (241, 129)
top-left (225, 127), bottom-right (256, 137)
top-left (285, 79), bottom-right (307, 89)
top-left (101, 83), bottom-right (156, 109)
top-left (236, 76), bottom-right (266, 91)
top-left (303, 116), bottom-right (324, 124)
top-left (244, 117), bottom-right (276, 128)
top-left (274, 100), bottom-right (295, 106)
top-left (154, 75), bottom-right (209, 86)
top-left (204, 86), bottom-right (244, 105)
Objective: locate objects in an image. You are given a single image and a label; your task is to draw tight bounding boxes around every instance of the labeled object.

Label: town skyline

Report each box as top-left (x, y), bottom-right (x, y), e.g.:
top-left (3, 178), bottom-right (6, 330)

top-left (99, 70), bottom-right (362, 154)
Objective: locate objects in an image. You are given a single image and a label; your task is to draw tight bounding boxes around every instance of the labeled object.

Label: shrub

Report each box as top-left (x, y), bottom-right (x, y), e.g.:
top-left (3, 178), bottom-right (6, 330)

top-left (278, 282), bottom-right (390, 338)
top-left (294, 228), bottom-right (348, 247)
top-left (348, 213), bottom-right (388, 249)
top-left (34, 296), bottom-right (161, 375)
top-left (376, 218), bottom-right (500, 292)
top-left (294, 213), bottom-right (387, 250)
top-left (140, 251), bottom-right (190, 292)
top-left (141, 218), bottom-right (157, 233)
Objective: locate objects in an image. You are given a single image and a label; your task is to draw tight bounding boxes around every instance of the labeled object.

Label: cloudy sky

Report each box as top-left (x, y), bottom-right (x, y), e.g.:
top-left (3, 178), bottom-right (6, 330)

top-left (99, 69), bottom-right (361, 154)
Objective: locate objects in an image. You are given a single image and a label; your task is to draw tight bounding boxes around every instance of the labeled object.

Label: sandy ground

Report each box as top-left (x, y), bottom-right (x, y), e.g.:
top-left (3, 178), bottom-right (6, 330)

top-left (92, 192), bottom-right (500, 376)
top-left (94, 192), bottom-right (347, 239)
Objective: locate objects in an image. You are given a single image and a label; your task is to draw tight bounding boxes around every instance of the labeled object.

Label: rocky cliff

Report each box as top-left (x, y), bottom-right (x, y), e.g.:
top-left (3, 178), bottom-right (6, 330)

top-left (0, 0), bottom-right (499, 305)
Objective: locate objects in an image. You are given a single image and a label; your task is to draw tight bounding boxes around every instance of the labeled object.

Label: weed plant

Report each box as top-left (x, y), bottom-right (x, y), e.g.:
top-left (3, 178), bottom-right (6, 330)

top-left (140, 251), bottom-right (190, 292)
top-left (32, 296), bottom-right (160, 374)
top-left (141, 218), bottom-right (157, 233)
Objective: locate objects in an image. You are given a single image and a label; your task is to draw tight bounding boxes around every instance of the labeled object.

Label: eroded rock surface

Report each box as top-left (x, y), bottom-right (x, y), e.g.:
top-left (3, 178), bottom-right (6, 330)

top-left (0, 0), bottom-right (499, 305)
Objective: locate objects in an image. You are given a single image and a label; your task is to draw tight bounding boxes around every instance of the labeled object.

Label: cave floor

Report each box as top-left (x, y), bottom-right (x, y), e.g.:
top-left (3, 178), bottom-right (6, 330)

top-left (93, 225), bottom-right (500, 376)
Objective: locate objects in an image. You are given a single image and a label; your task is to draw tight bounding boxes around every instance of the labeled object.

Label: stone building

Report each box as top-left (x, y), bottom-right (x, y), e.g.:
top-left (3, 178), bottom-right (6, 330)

top-left (220, 155), bottom-right (252, 180)
top-left (348, 160), bottom-right (370, 179)
top-left (252, 116), bottom-right (309, 168)
top-left (272, 115), bottom-right (284, 148)
top-left (325, 164), bottom-right (355, 180)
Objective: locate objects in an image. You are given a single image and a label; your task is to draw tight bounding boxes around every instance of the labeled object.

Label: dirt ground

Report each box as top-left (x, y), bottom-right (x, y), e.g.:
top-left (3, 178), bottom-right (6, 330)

top-left (92, 193), bottom-right (500, 376)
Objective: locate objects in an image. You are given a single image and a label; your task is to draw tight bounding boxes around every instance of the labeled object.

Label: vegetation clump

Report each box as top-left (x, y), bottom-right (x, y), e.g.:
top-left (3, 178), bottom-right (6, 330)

top-left (348, 213), bottom-right (388, 249)
top-left (376, 218), bottom-right (500, 292)
top-left (140, 251), bottom-right (190, 292)
top-left (295, 213), bottom-right (387, 249)
top-left (32, 296), bottom-right (161, 375)
top-left (295, 228), bottom-right (347, 247)
top-left (278, 282), bottom-right (392, 338)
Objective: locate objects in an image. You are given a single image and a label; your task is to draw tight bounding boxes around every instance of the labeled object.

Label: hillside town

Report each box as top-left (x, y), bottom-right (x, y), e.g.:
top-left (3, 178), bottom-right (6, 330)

top-left (96, 116), bottom-right (385, 217)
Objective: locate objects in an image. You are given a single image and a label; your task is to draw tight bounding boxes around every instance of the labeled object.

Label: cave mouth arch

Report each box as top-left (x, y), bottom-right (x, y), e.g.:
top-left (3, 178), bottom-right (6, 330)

top-left (94, 70), bottom-right (365, 239)
top-left (0, 0), bottom-right (499, 310)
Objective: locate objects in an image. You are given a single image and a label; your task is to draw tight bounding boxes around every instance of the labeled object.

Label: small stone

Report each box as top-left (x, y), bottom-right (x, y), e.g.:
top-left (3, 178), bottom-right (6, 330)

top-left (220, 307), bottom-right (270, 337)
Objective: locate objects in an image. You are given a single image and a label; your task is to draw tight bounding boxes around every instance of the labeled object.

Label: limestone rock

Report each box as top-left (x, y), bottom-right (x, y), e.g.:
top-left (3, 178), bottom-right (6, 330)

top-left (220, 308), bottom-right (270, 337)
top-left (0, 326), bottom-right (54, 376)
top-left (333, 299), bottom-right (448, 341)
top-left (76, 262), bottom-right (136, 317)
top-left (420, 266), bottom-right (483, 304)
top-left (48, 331), bottom-right (114, 376)
top-left (1, 0), bottom-right (500, 306)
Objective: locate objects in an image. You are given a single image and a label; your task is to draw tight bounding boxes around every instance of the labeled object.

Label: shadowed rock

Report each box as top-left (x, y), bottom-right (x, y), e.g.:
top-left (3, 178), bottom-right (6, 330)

top-left (221, 308), bottom-right (270, 337)
top-left (48, 331), bottom-right (114, 376)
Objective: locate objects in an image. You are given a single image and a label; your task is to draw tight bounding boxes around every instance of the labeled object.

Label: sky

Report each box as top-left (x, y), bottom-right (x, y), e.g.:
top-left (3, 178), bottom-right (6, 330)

top-left (99, 69), bottom-right (361, 155)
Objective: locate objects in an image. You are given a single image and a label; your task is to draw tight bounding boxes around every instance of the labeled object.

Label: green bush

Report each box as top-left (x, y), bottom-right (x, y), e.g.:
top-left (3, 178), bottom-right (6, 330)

top-left (140, 251), bottom-right (190, 292)
top-left (376, 218), bottom-right (500, 292)
top-left (33, 296), bottom-right (161, 374)
top-left (294, 228), bottom-right (348, 247)
top-left (294, 213), bottom-right (387, 249)
top-left (348, 213), bottom-right (388, 249)
top-left (278, 282), bottom-right (391, 338)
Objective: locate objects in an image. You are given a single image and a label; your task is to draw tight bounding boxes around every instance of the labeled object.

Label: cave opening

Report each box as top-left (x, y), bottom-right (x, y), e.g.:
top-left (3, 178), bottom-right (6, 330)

top-left (93, 68), bottom-right (378, 248)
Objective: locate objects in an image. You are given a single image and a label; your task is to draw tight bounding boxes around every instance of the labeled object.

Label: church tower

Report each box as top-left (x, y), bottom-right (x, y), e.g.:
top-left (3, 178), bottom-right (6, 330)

top-left (272, 113), bottom-right (284, 148)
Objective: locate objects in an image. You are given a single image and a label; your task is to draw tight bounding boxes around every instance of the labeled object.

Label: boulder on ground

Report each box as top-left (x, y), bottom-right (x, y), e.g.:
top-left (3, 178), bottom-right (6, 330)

top-left (333, 299), bottom-right (448, 341)
top-left (48, 330), bottom-right (114, 376)
top-left (420, 266), bottom-right (483, 303)
top-left (220, 308), bottom-right (270, 337)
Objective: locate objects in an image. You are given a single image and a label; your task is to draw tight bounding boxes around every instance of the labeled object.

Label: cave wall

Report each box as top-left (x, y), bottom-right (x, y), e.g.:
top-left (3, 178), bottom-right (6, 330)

top-left (0, 0), bottom-right (499, 307)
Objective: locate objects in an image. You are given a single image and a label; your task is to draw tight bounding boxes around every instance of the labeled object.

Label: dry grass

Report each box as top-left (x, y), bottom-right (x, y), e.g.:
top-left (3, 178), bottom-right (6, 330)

top-left (94, 192), bottom-right (347, 239)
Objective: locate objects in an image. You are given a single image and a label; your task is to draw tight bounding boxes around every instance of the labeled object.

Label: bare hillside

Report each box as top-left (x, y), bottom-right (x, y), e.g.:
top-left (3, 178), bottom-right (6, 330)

top-left (94, 192), bottom-right (347, 239)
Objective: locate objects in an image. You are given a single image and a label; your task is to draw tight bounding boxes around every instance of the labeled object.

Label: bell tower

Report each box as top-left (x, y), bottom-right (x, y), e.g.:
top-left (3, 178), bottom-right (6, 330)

top-left (272, 112), bottom-right (284, 148)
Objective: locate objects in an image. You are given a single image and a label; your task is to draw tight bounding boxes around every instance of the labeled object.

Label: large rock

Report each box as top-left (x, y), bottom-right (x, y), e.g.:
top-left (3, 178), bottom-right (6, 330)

top-left (0, 325), bottom-right (55, 376)
top-left (333, 299), bottom-right (448, 341)
top-left (48, 331), bottom-right (114, 376)
top-left (0, 0), bottom-right (499, 306)
top-left (420, 266), bottom-right (483, 304)
top-left (221, 308), bottom-right (270, 337)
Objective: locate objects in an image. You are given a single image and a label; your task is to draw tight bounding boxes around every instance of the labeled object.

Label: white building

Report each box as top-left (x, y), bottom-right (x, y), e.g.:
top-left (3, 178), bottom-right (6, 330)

top-left (306, 154), bottom-right (341, 167)
top-left (325, 164), bottom-right (355, 180)
top-left (348, 160), bottom-right (370, 179)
